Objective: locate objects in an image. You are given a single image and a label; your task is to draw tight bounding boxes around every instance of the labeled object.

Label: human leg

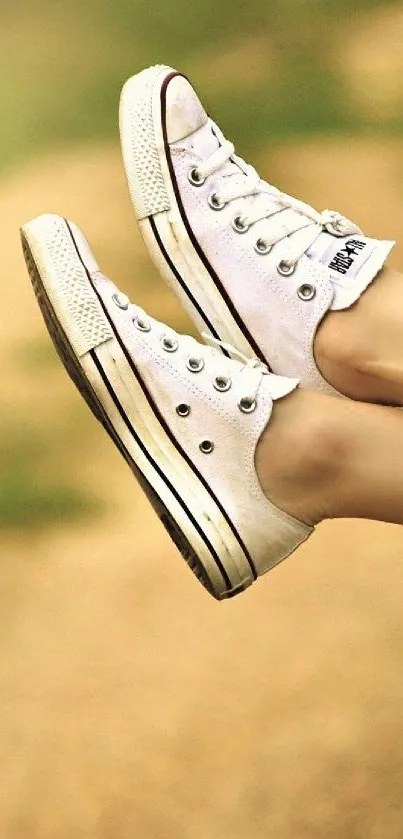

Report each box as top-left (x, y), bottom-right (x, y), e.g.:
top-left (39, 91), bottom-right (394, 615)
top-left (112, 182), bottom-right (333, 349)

top-left (257, 387), bottom-right (403, 527)
top-left (315, 266), bottom-right (403, 405)
top-left (21, 214), bottom-right (403, 601)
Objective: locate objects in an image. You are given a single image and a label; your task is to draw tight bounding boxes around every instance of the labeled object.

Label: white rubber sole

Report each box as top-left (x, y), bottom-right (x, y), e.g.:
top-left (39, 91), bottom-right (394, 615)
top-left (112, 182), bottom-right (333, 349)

top-left (21, 213), bottom-right (256, 600)
top-left (119, 65), bottom-right (262, 361)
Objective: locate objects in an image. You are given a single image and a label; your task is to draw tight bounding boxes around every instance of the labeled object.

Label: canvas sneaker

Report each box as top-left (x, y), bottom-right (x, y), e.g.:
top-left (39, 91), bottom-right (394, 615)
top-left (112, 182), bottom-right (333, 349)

top-left (120, 64), bottom-right (394, 395)
top-left (21, 213), bottom-right (312, 600)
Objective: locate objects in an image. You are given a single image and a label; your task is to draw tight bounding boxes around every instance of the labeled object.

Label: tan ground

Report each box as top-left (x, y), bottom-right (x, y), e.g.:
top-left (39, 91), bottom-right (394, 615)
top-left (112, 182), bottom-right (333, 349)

top-left (2, 136), bottom-right (403, 838)
top-left (334, 4), bottom-right (403, 121)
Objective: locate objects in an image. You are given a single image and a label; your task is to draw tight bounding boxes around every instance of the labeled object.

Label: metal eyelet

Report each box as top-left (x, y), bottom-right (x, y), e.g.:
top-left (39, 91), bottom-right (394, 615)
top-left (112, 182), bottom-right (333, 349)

top-left (238, 397), bottom-right (257, 414)
top-left (213, 375), bottom-right (231, 392)
top-left (133, 316), bottom-right (151, 332)
top-left (254, 238), bottom-right (272, 255)
top-left (207, 192), bottom-right (226, 211)
top-left (188, 167), bottom-right (206, 187)
top-left (186, 356), bottom-right (205, 373)
top-left (297, 284), bottom-right (316, 302)
top-left (277, 260), bottom-right (296, 277)
top-left (160, 335), bottom-right (179, 353)
top-left (199, 440), bottom-right (214, 454)
top-left (176, 403), bottom-right (190, 417)
top-left (232, 215), bottom-right (250, 234)
top-left (112, 292), bottom-right (130, 310)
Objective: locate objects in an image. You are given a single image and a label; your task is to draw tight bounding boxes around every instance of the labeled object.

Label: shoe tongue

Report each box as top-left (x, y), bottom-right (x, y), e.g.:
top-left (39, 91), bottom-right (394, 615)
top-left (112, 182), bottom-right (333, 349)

top-left (165, 75), bottom-right (208, 143)
top-left (182, 120), bottom-right (250, 187)
top-left (307, 230), bottom-right (372, 278)
top-left (181, 120), bottom-right (221, 157)
top-left (166, 80), bottom-right (395, 311)
top-left (307, 231), bottom-right (395, 310)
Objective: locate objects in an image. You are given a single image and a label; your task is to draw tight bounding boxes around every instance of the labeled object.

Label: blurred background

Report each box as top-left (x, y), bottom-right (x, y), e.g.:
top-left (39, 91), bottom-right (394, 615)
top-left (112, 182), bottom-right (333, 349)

top-left (1, 1), bottom-right (403, 837)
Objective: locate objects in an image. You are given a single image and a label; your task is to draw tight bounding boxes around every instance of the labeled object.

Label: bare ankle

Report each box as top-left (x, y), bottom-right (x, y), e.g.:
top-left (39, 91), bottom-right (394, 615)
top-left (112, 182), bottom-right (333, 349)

top-left (255, 389), bottom-right (348, 525)
top-left (314, 267), bottom-right (403, 406)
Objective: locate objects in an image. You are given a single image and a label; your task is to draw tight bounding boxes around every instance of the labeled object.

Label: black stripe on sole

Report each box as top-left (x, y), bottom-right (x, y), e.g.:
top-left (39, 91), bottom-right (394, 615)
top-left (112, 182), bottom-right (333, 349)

top-left (89, 349), bottom-right (234, 594)
top-left (146, 215), bottom-right (229, 357)
top-left (21, 230), bottom-right (242, 600)
top-left (159, 71), bottom-right (268, 368)
top-left (65, 221), bottom-right (258, 582)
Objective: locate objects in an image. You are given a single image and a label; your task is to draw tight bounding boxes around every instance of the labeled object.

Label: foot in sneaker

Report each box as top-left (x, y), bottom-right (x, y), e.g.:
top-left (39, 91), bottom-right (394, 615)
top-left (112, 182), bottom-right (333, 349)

top-left (119, 65), bottom-right (394, 396)
top-left (21, 214), bottom-right (314, 600)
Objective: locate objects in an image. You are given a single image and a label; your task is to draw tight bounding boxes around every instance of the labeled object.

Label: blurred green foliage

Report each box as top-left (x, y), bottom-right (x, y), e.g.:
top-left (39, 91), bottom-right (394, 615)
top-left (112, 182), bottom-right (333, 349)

top-left (1, 0), bottom-right (401, 532)
top-left (1, 0), bottom-right (402, 172)
top-left (0, 423), bottom-right (102, 531)
top-left (0, 473), bottom-right (100, 530)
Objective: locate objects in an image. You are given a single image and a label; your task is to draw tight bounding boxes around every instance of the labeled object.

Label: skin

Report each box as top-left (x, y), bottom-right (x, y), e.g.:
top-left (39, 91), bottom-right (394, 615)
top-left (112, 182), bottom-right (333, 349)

top-left (315, 266), bottom-right (403, 406)
top-left (256, 265), bottom-right (403, 526)
top-left (256, 387), bottom-right (403, 528)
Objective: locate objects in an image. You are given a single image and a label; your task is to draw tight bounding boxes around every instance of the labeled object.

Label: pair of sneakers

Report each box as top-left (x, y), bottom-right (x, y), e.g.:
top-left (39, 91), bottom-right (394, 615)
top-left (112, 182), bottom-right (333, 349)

top-left (21, 65), bottom-right (394, 600)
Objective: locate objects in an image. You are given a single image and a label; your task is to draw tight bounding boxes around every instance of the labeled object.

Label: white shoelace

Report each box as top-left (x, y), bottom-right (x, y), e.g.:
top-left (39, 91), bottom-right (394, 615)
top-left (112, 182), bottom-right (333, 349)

top-left (203, 333), bottom-right (269, 409)
top-left (113, 292), bottom-right (271, 411)
top-left (194, 138), bottom-right (362, 271)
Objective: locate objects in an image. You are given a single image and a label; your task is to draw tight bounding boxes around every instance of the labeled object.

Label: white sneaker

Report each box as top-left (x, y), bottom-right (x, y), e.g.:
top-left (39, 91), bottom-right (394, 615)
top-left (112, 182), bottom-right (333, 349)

top-left (120, 64), bottom-right (394, 395)
top-left (21, 213), bottom-right (312, 600)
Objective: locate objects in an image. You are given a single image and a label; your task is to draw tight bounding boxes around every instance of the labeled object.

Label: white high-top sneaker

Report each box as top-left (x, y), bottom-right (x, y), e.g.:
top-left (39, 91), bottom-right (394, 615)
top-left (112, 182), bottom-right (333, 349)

top-left (120, 65), bottom-right (394, 395)
top-left (21, 214), bottom-right (312, 600)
